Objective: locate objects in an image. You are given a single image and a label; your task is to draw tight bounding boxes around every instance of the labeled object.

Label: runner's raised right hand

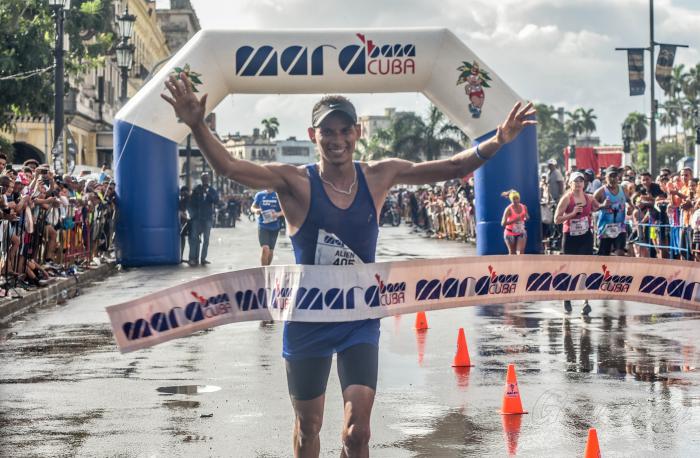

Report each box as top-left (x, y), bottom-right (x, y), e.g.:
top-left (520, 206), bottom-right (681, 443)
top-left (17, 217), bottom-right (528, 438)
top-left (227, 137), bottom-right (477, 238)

top-left (161, 72), bottom-right (208, 128)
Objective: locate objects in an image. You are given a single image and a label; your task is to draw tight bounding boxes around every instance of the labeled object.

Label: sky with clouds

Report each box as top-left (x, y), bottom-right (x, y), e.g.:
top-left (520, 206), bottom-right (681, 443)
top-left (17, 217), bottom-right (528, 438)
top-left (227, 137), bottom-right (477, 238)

top-left (158, 0), bottom-right (700, 146)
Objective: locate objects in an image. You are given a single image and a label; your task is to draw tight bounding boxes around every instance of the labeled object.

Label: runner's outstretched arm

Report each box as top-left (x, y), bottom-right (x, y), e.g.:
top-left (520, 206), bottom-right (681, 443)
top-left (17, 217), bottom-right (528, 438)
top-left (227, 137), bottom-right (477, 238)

top-left (386, 102), bottom-right (536, 186)
top-left (161, 73), bottom-right (293, 191)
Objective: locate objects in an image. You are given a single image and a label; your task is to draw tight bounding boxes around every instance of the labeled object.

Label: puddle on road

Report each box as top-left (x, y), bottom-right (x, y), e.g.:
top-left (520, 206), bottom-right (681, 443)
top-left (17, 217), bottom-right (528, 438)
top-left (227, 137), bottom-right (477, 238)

top-left (156, 385), bottom-right (221, 395)
top-left (163, 400), bottom-right (201, 409)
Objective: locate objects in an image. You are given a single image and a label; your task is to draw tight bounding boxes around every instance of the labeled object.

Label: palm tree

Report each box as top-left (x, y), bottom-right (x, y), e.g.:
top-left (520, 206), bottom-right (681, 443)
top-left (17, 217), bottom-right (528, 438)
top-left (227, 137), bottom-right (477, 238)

top-left (355, 130), bottom-right (391, 161)
top-left (659, 101), bottom-right (679, 140)
top-left (667, 64), bottom-right (686, 101)
top-left (578, 108), bottom-right (597, 136)
top-left (534, 104), bottom-right (562, 132)
top-left (682, 63), bottom-right (700, 103)
top-left (261, 117), bottom-right (279, 140)
top-left (624, 111), bottom-right (648, 164)
top-left (394, 106), bottom-right (464, 162)
top-left (564, 109), bottom-right (585, 139)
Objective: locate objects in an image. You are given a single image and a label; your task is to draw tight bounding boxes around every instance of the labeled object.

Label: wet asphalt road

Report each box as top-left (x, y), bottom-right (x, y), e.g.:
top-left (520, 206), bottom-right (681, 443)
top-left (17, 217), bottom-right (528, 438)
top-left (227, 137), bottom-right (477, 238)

top-left (1, 220), bottom-right (699, 457)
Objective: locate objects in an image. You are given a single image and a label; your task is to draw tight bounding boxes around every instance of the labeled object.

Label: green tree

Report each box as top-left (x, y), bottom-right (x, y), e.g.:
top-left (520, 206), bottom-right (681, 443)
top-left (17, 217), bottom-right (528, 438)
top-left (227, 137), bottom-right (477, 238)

top-left (564, 109), bottom-right (585, 138)
top-left (0, 136), bottom-right (15, 161)
top-left (659, 101), bottom-right (679, 139)
top-left (624, 112), bottom-right (648, 165)
top-left (0, 0), bottom-right (116, 131)
top-left (260, 117), bottom-right (279, 140)
top-left (657, 142), bottom-right (685, 171)
top-left (354, 130), bottom-right (391, 161)
top-left (534, 103), bottom-right (567, 165)
top-left (383, 105), bottom-right (464, 162)
top-left (666, 64), bottom-right (686, 101)
top-left (636, 142), bottom-right (649, 172)
top-left (682, 63), bottom-right (700, 103)
top-left (578, 108), bottom-right (597, 135)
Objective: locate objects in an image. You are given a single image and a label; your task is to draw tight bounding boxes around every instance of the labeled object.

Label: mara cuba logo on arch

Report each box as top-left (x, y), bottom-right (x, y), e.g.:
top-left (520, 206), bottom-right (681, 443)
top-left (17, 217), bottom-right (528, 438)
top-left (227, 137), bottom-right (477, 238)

top-left (526, 264), bottom-right (633, 293)
top-left (235, 33), bottom-right (416, 77)
top-left (415, 265), bottom-right (518, 301)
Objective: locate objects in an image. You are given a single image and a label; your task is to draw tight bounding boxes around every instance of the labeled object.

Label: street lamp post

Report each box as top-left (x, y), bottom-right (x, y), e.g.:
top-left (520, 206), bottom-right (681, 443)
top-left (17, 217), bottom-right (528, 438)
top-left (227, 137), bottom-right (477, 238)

top-left (622, 123), bottom-right (632, 168)
top-left (49, 0), bottom-right (70, 145)
top-left (116, 6), bottom-right (136, 103)
top-left (569, 134), bottom-right (577, 171)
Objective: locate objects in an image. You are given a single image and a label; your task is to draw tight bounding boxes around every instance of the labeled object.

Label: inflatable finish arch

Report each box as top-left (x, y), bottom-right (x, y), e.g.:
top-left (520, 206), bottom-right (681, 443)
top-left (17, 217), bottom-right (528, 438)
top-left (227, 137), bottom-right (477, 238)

top-left (114, 28), bottom-right (540, 266)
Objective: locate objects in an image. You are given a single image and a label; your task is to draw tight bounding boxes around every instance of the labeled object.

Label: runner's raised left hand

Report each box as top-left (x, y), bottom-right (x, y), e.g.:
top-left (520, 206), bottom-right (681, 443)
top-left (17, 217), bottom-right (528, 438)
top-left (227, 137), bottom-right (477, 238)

top-left (495, 102), bottom-right (537, 145)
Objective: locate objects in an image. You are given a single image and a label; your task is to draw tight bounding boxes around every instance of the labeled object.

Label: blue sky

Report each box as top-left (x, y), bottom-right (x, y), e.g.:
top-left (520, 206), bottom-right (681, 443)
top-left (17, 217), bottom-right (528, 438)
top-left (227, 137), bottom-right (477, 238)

top-left (157, 0), bottom-right (700, 145)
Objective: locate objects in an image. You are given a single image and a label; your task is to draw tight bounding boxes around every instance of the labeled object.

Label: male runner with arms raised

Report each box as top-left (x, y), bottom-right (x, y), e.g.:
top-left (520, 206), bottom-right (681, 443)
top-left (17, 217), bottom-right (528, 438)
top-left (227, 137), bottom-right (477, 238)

top-left (162, 73), bottom-right (535, 458)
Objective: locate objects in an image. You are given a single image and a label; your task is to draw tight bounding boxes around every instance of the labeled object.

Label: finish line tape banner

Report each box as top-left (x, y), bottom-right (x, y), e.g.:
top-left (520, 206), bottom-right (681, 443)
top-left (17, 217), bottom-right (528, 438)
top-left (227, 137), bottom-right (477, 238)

top-left (107, 255), bottom-right (700, 353)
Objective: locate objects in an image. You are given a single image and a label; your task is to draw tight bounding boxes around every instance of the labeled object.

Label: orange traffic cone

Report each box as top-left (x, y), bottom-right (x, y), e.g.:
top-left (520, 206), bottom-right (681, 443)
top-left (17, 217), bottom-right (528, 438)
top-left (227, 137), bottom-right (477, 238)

top-left (500, 364), bottom-right (527, 415)
top-left (583, 428), bottom-right (601, 458)
top-left (452, 328), bottom-right (473, 367)
top-left (501, 414), bottom-right (523, 456)
top-left (414, 311), bottom-right (429, 330)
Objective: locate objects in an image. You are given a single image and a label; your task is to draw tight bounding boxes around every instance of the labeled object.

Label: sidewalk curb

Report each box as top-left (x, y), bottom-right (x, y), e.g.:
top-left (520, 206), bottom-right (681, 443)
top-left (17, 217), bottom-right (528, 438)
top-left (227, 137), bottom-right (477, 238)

top-left (0, 262), bottom-right (117, 325)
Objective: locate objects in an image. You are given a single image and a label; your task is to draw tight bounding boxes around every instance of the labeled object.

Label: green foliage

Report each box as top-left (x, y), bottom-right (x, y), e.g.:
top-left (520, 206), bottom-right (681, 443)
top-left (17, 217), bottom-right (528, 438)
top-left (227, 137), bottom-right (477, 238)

top-left (624, 112), bottom-right (648, 142)
top-left (636, 142), bottom-right (649, 172)
top-left (564, 107), bottom-right (597, 138)
top-left (80, 0), bottom-right (102, 15)
top-left (260, 117), bottom-right (279, 140)
top-left (0, 136), bottom-right (15, 161)
top-left (624, 112), bottom-right (648, 166)
top-left (380, 105), bottom-right (465, 162)
top-left (658, 63), bottom-right (700, 149)
top-left (170, 64), bottom-right (203, 92)
top-left (355, 132), bottom-right (390, 161)
top-left (0, 0), bottom-right (116, 130)
top-left (657, 142), bottom-right (686, 170)
top-left (534, 103), bottom-right (567, 165)
top-left (456, 61), bottom-right (492, 88)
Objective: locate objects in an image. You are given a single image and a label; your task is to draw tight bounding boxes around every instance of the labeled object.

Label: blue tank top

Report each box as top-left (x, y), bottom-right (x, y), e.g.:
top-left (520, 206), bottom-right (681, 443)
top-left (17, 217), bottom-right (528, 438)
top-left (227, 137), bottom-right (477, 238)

top-left (597, 185), bottom-right (626, 235)
top-left (283, 162), bottom-right (380, 360)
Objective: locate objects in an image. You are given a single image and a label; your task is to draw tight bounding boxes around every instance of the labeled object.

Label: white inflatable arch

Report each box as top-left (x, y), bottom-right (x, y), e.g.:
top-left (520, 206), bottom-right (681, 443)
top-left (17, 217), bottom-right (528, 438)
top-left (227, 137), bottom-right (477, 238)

top-left (114, 28), bottom-right (540, 265)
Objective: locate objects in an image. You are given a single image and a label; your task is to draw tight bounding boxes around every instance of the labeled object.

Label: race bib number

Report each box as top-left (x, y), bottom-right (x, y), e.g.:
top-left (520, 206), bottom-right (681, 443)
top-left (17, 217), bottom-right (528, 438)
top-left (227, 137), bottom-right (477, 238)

top-left (315, 229), bottom-right (364, 266)
top-left (602, 223), bottom-right (622, 239)
top-left (261, 209), bottom-right (276, 224)
top-left (512, 222), bottom-right (525, 234)
top-left (569, 217), bottom-right (589, 237)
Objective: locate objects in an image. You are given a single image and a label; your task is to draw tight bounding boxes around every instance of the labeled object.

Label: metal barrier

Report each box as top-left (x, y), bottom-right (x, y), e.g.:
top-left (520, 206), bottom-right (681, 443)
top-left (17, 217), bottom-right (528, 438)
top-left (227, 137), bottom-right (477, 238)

top-left (1, 200), bottom-right (115, 296)
top-left (633, 223), bottom-right (693, 259)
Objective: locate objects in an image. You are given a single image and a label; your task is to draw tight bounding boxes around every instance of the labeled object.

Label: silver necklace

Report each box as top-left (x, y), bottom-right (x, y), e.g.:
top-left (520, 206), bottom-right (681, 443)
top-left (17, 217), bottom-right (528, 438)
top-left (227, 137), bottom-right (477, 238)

top-left (318, 166), bottom-right (357, 195)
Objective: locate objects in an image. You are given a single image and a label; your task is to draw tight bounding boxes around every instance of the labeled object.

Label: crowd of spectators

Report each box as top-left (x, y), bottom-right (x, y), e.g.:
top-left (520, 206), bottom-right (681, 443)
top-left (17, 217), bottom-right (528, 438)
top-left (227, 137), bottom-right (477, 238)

top-left (0, 154), bottom-right (116, 298)
top-left (175, 160), bottom-right (699, 265)
top-left (378, 158), bottom-right (699, 264)
top-left (385, 180), bottom-right (477, 242)
top-left (542, 160), bottom-right (699, 261)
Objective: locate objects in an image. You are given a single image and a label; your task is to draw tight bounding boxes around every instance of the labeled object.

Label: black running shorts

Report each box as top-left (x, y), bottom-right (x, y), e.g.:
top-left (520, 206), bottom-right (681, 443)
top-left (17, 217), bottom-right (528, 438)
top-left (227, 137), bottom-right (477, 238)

top-left (258, 227), bottom-right (280, 249)
top-left (285, 343), bottom-right (379, 401)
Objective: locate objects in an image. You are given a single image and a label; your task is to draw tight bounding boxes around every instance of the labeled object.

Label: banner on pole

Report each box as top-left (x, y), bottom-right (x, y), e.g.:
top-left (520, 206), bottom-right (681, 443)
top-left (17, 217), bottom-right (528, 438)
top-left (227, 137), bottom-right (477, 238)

top-left (655, 44), bottom-right (677, 92)
top-left (627, 49), bottom-right (646, 96)
top-left (106, 255), bottom-right (700, 353)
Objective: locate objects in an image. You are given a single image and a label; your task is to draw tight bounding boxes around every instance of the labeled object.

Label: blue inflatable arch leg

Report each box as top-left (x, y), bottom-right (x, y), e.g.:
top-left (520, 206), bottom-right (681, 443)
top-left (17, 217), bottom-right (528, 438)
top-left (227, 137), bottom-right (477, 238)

top-left (114, 120), bottom-right (180, 266)
top-left (474, 125), bottom-right (541, 255)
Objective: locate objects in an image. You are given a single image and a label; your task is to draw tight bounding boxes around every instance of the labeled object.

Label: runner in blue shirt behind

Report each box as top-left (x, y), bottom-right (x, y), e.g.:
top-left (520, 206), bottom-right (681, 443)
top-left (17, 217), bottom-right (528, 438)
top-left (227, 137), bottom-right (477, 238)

top-left (251, 188), bottom-right (283, 266)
